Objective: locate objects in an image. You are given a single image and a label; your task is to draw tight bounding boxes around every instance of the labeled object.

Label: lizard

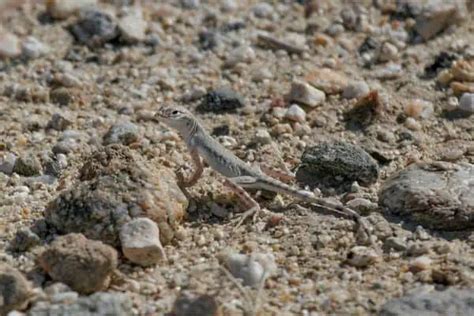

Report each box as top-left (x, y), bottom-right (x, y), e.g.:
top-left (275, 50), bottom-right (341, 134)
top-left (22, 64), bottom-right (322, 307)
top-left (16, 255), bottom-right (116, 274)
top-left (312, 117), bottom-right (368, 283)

top-left (154, 105), bottom-right (372, 240)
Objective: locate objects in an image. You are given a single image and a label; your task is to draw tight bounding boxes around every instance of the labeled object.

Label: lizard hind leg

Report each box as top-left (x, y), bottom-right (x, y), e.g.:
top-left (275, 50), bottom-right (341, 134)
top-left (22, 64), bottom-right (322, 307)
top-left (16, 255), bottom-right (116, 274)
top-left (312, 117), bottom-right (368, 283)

top-left (223, 178), bottom-right (262, 228)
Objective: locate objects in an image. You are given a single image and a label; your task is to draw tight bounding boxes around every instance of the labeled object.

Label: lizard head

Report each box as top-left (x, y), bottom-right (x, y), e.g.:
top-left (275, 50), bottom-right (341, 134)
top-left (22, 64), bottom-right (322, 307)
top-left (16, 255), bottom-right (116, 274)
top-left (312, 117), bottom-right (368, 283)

top-left (155, 105), bottom-right (196, 134)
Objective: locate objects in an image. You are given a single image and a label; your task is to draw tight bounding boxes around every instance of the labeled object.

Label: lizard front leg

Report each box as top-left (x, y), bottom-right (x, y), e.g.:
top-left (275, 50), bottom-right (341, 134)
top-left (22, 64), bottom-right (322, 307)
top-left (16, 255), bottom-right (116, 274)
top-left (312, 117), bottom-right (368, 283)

top-left (177, 148), bottom-right (204, 188)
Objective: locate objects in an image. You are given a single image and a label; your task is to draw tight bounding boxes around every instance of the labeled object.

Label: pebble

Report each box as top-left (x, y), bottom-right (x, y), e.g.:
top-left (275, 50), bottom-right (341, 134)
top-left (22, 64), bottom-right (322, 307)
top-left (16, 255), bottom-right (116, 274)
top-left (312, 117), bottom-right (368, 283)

top-left (103, 121), bottom-right (139, 145)
top-left (379, 42), bottom-right (398, 62)
top-left (21, 36), bottom-right (48, 59)
top-left (225, 45), bottom-right (255, 67)
top-left (257, 33), bottom-right (305, 55)
top-left (118, 8), bottom-right (147, 43)
top-left (172, 292), bottom-right (218, 316)
top-left (13, 155), bottom-right (42, 177)
top-left (220, 251), bottom-right (276, 287)
top-left (404, 117), bottom-right (421, 131)
top-left (49, 87), bottom-right (80, 106)
top-left (120, 218), bottom-right (166, 266)
top-left (38, 233), bottom-right (118, 294)
top-left (404, 99), bottom-right (434, 119)
top-left (375, 63), bottom-right (403, 79)
top-left (198, 87), bottom-right (245, 112)
top-left (253, 128), bottom-right (272, 145)
top-left (69, 10), bottom-right (119, 48)
top-left (345, 198), bottom-right (378, 214)
top-left (252, 2), bottom-right (274, 18)
top-left (198, 31), bottom-right (220, 50)
top-left (46, 114), bottom-right (72, 131)
top-left (384, 237), bottom-right (407, 252)
top-left (0, 263), bottom-right (32, 315)
top-left (0, 153), bottom-right (16, 175)
top-left (50, 291), bottom-right (79, 304)
top-left (0, 29), bottom-right (21, 58)
top-left (409, 256), bottom-right (432, 273)
top-left (47, 0), bottom-right (98, 19)
top-left (285, 104), bottom-right (306, 123)
top-left (288, 80), bottom-right (326, 107)
top-left (181, 0), bottom-right (200, 9)
top-left (221, 0), bottom-right (238, 12)
top-left (10, 228), bottom-right (41, 252)
top-left (304, 68), bottom-right (348, 95)
top-left (251, 67), bottom-right (273, 82)
top-left (342, 81), bottom-right (369, 99)
top-left (459, 93), bottom-right (474, 113)
top-left (414, 0), bottom-right (466, 41)
top-left (347, 246), bottom-right (380, 268)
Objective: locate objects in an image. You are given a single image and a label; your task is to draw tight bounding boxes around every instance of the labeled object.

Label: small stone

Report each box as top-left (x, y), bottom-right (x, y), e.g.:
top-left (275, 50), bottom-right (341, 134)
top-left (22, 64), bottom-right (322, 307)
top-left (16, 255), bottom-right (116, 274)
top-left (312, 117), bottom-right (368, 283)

top-left (384, 237), bottom-right (407, 252)
top-left (120, 218), bottom-right (166, 266)
top-left (52, 139), bottom-right (79, 155)
top-left (50, 291), bottom-right (79, 304)
top-left (288, 80), bottom-right (326, 107)
top-left (380, 288), bottom-right (474, 316)
top-left (172, 291), bottom-right (218, 316)
top-left (198, 87), bottom-right (245, 112)
top-left (285, 104), bottom-right (306, 123)
top-left (0, 29), bottom-right (21, 58)
top-left (181, 0), bottom-right (200, 9)
top-left (252, 2), bottom-right (274, 18)
top-left (415, 0), bottom-right (467, 41)
top-left (28, 292), bottom-right (132, 315)
top-left (0, 153), bottom-right (16, 175)
top-left (13, 155), bottom-right (42, 177)
top-left (375, 63), bottom-right (403, 80)
top-left (404, 117), bottom-right (421, 131)
top-left (118, 8), bottom-right (147, 43)
top-left (21, 36), bottom-right (48, 59)
top-left (251, 67), bottom-right (273, 82)
top-left (347, 246), bottom-right (380, 268)
top-left (221, 0), bottom-right (237, 12)
top-left (379, 42), bottom-right (398, 62)
top-left (224, 45), bottom-right (255, 67)
top-left (326, 23), bottom-right (345, 37)
top-left (253, 129), bottom-right (272, 145)
top-left (345, 198), bottom-right (378, 214)
top-left (38, 233), bottom-right (118, 294)
top-left (404, 99), bottom-right (434, 119)
top-left (47, 0), bottom-right (98, 19)
top-left (409, 256), bottom-right (432, 273)
top-left (257, 32), bottom-right (305, 54)
top-left (0, 264), bottom-right (32, 315)
top-left (343, 81), bottom-right (369, 99)
top-left (53, 73), bottom-right (83, 88)
top-left (50, 87), bottom-right (81, 106)
top-left (220, 252), bottom-right (276, 287)
top-left (198, 31), bottom-right (220, 50)
top-left (69, 10), bottom-right (119, 48)
top-left (459, 93), bottom-right (474, 113)
top-left (103, 121), bottom-right (139, 145)
top-left (304, 68), bottom-right (348, 94)
top-left (10, 228), bottom-right (41, 252)
top-left (46, 114), bottom-right (72, 131)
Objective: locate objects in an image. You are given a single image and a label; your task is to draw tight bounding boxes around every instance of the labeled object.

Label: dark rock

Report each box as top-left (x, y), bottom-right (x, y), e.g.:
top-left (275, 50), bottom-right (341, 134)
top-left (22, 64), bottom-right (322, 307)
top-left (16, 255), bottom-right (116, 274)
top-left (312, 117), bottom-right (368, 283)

top-left (424, 51), bottom-right (458, 79)
top-left (358, 36), bottom-right (380, 56)
top-left (0, 263), bottom-right (32, 314)
top-left (28, 292), bottom-right (133, 316)
top-left (296, 142), bottom-right (379, 189)
top-left (198, 31), bottom-right (220, 50)
top-left (38, 233), bottom-right (117, 294)
top-left (211, 125), bottom-right (230, 136)
top-left (197, 87), bottom-right (245, 112)
top-left (13, 155), bottom-right (42, 176)
top-left (50, 87), bottom-right (81, 106)
top-left (172, 291), bottom-right (219, 316)
top-left (69, 10), bottom-right (119, 48)
top-left (379, 162), bottom-right (474, 230)
top-left (103, 121), bottom-right (139, 146)
top-left (10, 228), bottom-right (41, 252)
top-left (46, 113), bottom-right (72, 131)
top-left (380, 288), bottom-right (474, 316)
top-left (43, 158), bottom-right (62, 177)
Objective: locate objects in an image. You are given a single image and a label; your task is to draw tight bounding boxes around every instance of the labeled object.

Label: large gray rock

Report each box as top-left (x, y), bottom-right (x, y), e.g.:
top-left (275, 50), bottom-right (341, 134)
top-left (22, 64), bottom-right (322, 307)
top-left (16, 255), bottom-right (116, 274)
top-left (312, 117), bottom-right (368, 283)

top-left (69, 10), bottom-right (119, 48)
top-left (38, 233), bottom-right (118, 294)
top-left (379, 162), bottom-right (474, 230)
top-left (380, 288), bottom-right (474, 316)
top-left (28, 292), bottom-right (132, 316)
top-left (296, 142), bottom-right (379, 189)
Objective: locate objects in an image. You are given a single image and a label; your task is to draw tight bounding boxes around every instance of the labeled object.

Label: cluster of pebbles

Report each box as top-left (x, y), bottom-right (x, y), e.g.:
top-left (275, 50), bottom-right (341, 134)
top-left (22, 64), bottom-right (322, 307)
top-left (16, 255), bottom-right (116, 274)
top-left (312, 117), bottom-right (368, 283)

top-left (0, 0), bottom-right (473, 315)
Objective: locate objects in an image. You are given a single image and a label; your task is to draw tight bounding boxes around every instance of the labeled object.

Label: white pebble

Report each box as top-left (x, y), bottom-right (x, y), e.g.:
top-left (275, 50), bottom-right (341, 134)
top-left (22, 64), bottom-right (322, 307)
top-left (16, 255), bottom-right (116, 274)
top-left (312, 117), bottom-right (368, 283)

top-left (253, 129), bottom-right (272, 145)
top-left (288, 80), bottom-right (326, 107)
top-left (342, 81), bottom-right (369, 99)
top-left (410, 256), bottom-right (432, 272)
top-left (459, 93), bottom-right (474, 113)
top-left (285, 104), bottom-right (306, 123)
top-left (405, 117), bottom-right (421, 131)
top-left (21, 36), bottom-right (48, 59)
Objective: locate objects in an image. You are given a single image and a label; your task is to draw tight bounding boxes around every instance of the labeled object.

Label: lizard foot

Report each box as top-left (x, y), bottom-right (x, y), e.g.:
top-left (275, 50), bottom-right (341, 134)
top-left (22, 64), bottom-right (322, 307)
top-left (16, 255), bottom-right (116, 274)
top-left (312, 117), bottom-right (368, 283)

top-left (231, 205), bottom-right (261, 228)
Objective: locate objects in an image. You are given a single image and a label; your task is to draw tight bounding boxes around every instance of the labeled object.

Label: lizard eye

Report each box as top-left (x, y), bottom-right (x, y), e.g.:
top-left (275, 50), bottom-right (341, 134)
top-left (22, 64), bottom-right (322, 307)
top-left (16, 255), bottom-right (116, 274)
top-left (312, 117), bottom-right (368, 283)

top-left (171, 110), bottom-right (180, 115)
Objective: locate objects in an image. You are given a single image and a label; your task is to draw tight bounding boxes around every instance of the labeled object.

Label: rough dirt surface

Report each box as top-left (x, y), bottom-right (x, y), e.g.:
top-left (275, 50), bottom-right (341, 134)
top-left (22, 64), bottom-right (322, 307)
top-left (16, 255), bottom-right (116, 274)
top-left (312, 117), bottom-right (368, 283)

top-left (0, 0), bottom-right (473, 315)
